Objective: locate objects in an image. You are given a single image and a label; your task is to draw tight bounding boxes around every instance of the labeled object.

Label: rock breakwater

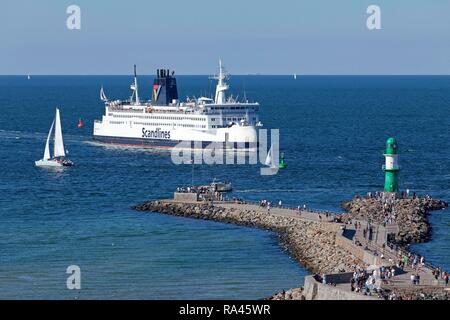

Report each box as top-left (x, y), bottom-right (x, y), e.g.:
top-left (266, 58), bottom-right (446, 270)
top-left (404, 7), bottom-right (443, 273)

top-left (133, 201), bottom-right (367, 274)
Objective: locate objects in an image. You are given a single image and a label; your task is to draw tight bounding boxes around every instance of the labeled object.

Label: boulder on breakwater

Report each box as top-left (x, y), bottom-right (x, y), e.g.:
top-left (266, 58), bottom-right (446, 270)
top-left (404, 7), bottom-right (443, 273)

top-left (267, 287), bottom-right (305, 300)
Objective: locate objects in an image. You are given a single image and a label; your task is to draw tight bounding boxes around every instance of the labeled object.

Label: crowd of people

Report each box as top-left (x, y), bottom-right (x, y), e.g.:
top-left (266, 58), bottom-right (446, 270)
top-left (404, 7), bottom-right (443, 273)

top-left (258, 199), bottom-right (339, 222)
top-left (176, 185), bottom-right (226, 202)
top-left (391, 249), bottom-right (450, 286)
top-left (352, 263), bottom-right (437, 299)
top-left (432, 267), bottom-right (449, 285)
top-left (354, 190), bottom-right (436, 227)
top-left (360, 189), bottom-right (422, 201)
top-left (350, 268), bottom-right (372, 294)
top-left (393, 250), bottom-right (426, 271)
top-left (259, 199), bottom-right (272, 209)
top-left (349, 265), bottom-right (396, 295)
top-left (176, 186), bottom-right (208, 194)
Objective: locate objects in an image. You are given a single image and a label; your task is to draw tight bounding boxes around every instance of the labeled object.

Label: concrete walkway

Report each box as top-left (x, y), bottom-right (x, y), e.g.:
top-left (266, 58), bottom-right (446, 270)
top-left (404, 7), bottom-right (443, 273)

top-left (215, 202), bottom-right (335, 223)
top-left (348, 224), bottom-right (444, 288)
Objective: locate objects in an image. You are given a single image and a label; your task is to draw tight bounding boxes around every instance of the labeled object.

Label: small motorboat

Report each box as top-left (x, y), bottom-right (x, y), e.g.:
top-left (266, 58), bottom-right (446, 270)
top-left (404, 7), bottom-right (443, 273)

top-left (35, 108), bottom-right (74, 167)
top-left (210, 179), bottom-right (232, 192)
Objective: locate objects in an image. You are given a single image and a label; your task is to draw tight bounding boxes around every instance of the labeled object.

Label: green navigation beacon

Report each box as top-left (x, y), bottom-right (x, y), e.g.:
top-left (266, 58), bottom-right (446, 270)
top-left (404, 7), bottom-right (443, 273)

top-left (383, 137), bottom-right (399, 193)
top-left (279, 153), bottom-right (287, 169)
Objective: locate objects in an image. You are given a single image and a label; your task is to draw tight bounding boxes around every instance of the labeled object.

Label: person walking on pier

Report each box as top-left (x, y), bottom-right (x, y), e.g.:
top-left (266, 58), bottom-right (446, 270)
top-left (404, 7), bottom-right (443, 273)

top-left (410, 274), bottom-right (416, 285)
top-left (322, 274), bottom-right (327, 285)
top-left (412, 256), bottom-right (417, 270)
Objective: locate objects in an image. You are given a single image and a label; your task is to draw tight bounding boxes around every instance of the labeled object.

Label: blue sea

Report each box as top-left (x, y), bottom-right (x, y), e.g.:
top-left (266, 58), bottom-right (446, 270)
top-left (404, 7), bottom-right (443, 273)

top-left (0, 75), bottom-right (449, 299)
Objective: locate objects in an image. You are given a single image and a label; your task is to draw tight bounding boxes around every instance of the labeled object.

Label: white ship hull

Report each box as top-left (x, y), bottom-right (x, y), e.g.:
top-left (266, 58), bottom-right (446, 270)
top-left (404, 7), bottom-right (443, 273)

top-left (35, 159), bottom-right (63, 167)
top-left (93, 121), bottom-right (258, 150)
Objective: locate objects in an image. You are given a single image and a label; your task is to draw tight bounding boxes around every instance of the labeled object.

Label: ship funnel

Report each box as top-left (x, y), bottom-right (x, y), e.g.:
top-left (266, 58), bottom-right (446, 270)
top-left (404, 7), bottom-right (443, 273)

top-left (152, 68), bottom-right (178, 106)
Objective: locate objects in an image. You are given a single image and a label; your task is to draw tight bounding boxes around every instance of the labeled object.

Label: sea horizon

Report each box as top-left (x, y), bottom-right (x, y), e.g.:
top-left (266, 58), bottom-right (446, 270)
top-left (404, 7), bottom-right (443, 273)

top-left (1, 74), bottom-right (449, 299)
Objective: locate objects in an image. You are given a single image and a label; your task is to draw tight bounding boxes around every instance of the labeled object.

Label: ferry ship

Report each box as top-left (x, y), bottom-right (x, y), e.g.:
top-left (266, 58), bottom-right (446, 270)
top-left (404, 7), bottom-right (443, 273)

top-left (93, 61), bottom-right (262, 149)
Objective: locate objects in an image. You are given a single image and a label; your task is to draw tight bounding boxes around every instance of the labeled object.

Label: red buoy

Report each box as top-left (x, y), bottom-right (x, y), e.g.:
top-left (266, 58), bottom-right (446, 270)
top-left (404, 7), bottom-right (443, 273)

top-left (77, 118), bottom-right (83, 128)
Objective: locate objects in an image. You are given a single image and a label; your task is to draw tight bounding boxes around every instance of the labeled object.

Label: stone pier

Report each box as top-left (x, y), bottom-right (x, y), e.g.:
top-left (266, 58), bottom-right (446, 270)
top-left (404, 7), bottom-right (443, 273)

top-left (133, 195), bottom-right (449, 300)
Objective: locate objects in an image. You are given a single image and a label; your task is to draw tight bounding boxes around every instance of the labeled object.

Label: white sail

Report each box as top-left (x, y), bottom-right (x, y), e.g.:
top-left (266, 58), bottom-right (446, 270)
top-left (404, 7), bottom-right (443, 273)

top-left (265, 146), bottom-right (272, 166)
top-left (53, 108), bottom-right (65, 158)
top-left (43, 120), bottom-right (55, 160)
top-left (100, 86), bottom-right (108, 101)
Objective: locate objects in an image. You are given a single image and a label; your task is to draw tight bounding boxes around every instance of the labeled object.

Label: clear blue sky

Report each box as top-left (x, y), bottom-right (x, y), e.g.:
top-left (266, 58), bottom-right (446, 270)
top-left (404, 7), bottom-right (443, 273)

top-left (1, 0), bottom-right (449, 75)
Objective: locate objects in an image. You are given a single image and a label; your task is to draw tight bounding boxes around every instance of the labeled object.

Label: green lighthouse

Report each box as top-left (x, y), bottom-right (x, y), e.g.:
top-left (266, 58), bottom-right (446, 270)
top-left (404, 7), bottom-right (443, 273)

top-left (383, 137), bottom-right (399, 193)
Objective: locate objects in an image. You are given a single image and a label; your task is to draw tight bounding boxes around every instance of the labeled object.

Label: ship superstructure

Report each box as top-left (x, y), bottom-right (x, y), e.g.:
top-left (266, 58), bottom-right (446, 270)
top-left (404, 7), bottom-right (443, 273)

top-left (93, 61), bottom-right (261, 149)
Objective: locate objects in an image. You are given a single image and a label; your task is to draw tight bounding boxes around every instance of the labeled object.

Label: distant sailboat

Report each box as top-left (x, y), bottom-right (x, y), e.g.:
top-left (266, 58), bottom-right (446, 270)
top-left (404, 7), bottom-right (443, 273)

top-left (27, 74), bottom-right (31, 80)
top-left (265, 145), bottom-right (277, 168)
top-left (35, 108), bottom-right (73, 167)
top-left (265, 146), bottom-right (287, 169)
top-left (100, 85), bottom-right (109, 102)
top-left (293, 73), bottom-right (297, 80)
top-left (265, 146), bottom-right (272, 166)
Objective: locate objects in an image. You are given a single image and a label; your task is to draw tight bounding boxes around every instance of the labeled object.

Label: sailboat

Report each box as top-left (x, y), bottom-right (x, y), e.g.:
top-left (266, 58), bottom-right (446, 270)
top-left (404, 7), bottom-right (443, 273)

top-left (293, 73), bottom-right (297, 80)
top-left (27, 74), bottom-right (31, 80)
top-left (100, 85), bottom-right (109, 102)
top-left (265, 145), bottom-right (278, 169)
top-left (35, 108), bottom-right (73, 167)
top-left (265, 146), bottom-right (287, 170)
